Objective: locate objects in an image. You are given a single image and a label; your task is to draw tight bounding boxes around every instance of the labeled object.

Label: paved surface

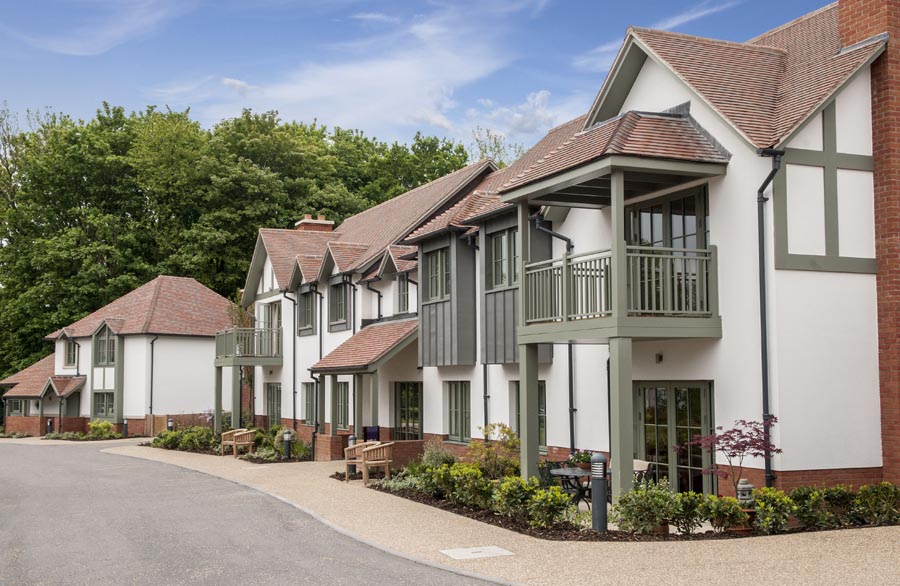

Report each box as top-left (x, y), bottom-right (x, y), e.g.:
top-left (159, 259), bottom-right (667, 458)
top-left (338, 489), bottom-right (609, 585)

top-left (0, 440), bottom-right (490, 586)
top-left (4, 438), bottom-right (900, 586)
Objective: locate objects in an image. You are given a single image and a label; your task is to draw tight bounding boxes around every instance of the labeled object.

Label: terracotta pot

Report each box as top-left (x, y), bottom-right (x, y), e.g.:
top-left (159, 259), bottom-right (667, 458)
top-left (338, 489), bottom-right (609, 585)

top-left (575, 462), bottom-right (590, 470)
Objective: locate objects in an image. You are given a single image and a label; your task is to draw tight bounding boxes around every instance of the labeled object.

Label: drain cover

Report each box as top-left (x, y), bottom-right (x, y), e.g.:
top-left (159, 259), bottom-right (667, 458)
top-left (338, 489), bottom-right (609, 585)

top-left (439, 546), bottom-right (514, 560)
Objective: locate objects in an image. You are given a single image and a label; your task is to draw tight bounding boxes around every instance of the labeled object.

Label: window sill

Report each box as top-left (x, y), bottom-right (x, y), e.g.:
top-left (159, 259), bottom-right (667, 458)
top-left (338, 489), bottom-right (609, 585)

top-left (421, 298), bottom-right (451, 307)
top-left (486, 284), bottom-right (518, 294)
top-left (445, 439), bottom-right (470, 446)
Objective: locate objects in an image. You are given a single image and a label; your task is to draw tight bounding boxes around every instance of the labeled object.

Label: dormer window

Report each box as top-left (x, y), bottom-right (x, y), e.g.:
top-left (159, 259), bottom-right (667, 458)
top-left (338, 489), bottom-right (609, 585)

top-left (64, 338), bottom-right (77, 367)
top-left (397, 273), bottom-right (409, 313)
top-left (94, 325), bottom-right (116, 366)
top-left (298, 291), bottom-right (316, 335)
top-left (330, 283), bottom-right (348, 323)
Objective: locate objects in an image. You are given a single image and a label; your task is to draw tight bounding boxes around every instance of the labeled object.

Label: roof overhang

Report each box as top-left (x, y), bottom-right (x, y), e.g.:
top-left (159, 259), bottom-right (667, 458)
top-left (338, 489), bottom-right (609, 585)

top-left (500, 155), bottom-right (727, 206)
top-left (241, 234), bottom-right (269, 308)
top-left (310, 324), bottom-right (418, 374)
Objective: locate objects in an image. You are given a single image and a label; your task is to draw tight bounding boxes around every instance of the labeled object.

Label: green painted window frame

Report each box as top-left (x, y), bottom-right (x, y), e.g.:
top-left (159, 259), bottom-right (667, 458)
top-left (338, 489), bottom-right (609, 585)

top-left (93, 392), bottom-right (115, 418)
top-left (330, 283), bottom-right (348, 324)
top-left (393, 382), bottom-right (423, 440)
top-left (397, 273), bottom-right (409, 313)
top-left (335, 381), bottom-right (349, 430)
top-left (773, 102), bottom-right (876, 274)
top-left (301, 382), bottom-right (315, 425)
top-left (488, 227), bottom-right (520, 289)
top-left (513, 381), bottom-right (546, 451)
top-left (93, 326), bottom-right (116, 367)
top-left (626, 187), bottom-right (709, 249)
top-left (426, 248), bottom-right (450, 301)
top-left (8, 399), bottom-right (24, 416)
top-left (298, 292), bottom-right (316, 335)
top-left (266, 383), bottom-right (282, 428)
top-left (447, 381), bottom-right (471, 442)
top-left (64, 339), bottom-right (77, 367)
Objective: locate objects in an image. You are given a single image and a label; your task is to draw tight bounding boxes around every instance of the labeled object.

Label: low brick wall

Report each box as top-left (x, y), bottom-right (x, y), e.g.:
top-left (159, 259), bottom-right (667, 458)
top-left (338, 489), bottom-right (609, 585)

top-left (4, 416), bottom-right (41, 436)
top-left (59, 417), bottom-right (88, 434)
top-left (721, 466), bottom-right (885, 497)
top-left (315, 434), bottom-right (346, 461)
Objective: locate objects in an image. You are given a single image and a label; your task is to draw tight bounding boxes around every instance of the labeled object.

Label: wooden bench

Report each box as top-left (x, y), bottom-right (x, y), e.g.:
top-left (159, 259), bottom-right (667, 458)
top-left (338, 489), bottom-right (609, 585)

top-left (361, 442), bottom-right (394, 486)
top-left (221, 428), bottom-right (256, 457)
top-left (343, 441), bottom-right (380, 481)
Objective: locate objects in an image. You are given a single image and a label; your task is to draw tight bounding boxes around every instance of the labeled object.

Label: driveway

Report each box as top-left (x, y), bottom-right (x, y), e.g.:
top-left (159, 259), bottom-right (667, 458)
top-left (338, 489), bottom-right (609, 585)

top-left (0, 442), bottom-right (490, 586)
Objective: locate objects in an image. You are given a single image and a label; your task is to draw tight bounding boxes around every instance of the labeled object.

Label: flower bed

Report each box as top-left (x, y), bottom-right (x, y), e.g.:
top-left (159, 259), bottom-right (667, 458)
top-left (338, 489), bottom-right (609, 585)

top-left (148, 424), bottom-right (312, 463)
top-left (42, 420), bottom-right (122, 441)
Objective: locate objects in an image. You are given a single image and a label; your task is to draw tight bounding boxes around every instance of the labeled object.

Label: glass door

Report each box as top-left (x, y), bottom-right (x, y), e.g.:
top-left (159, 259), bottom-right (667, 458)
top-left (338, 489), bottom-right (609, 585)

top-left (393, 382), bottom-right (423, 440)
top-left (634, 382), bottom-right (714, 494)
top-left (266, 383), bottom-right (281, 428)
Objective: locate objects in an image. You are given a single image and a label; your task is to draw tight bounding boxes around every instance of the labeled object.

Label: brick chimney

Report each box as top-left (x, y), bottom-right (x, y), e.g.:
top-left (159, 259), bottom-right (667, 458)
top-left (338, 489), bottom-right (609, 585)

top-left (294, 214), bottom-right (334, 232)
top-left (839, 0), bottom-right (900, 484)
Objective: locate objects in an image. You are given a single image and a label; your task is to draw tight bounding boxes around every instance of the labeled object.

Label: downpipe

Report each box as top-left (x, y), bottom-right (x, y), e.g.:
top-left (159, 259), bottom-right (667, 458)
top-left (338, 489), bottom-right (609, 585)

top-left (310, 369), bottom-right (321, 460)
top-left (756, 147), bottom-right (784, 488)
top-left (364, 278), bottom-right (383, 320)
top-left (283, 291), bottom-right (298, 432)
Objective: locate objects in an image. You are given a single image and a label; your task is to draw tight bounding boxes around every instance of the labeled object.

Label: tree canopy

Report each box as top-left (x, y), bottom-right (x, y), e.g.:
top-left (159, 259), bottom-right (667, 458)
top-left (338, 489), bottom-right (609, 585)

top-left (0, 103), bottom-right (469, 376)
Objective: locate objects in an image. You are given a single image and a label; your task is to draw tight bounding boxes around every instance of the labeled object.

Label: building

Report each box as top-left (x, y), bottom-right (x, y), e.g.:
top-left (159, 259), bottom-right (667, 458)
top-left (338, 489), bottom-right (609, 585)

top-left (1, 276), bottom-right (235, 436)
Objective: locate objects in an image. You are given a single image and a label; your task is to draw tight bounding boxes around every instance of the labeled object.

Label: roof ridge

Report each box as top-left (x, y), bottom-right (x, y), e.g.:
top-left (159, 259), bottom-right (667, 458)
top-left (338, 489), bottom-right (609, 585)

top-left (631, 26), bottom-right (786, 55)
top-left (746, 2), bottom-right (837, 44)
top-left (141, 276), bottom-right (165, 334)
top-left (605, 112), bottom-right (639, 154)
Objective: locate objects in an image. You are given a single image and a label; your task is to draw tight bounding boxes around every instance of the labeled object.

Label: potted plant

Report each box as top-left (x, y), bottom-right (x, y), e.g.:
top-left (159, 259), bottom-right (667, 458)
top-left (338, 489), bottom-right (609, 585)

top-left (569, 449), bottom-right (593, 470)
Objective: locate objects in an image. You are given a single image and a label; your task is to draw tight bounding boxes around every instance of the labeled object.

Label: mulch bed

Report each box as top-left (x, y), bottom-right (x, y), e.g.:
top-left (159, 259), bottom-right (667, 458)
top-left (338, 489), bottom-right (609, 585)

top-left (240, 454), bottom-right (313, 465)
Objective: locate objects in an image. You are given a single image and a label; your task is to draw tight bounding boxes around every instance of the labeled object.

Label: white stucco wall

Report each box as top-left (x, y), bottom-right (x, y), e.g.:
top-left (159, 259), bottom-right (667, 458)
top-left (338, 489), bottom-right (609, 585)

top-left (835, 68), bottom-right (872, 156)
top-left (123, 336), bottom-right (149, 418)
top-left (151, 336), bottom-right (219, 415)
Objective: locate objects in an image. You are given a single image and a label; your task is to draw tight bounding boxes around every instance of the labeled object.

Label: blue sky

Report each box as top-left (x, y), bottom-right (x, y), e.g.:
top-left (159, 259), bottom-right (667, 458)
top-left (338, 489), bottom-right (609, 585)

top-left (1, 0), bottom-right (826, 149)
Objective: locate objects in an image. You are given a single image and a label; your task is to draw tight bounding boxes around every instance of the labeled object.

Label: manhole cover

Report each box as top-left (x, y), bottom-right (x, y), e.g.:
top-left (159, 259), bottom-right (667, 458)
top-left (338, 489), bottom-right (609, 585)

top-left (439, 546), bottom-right (514, 560)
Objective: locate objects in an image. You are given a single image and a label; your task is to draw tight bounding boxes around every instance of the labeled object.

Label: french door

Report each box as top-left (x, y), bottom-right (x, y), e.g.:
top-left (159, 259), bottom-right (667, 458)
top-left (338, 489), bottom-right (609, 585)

top-left (266, 383), bottom-right (282, 428)
top-left (393, 382), bottom-right (423, 440)
top-left (634, 382), bottom-right (714, 494)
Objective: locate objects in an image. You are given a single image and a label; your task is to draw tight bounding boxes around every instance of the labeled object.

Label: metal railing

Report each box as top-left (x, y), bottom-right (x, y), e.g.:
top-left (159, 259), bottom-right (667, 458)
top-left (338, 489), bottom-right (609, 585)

top-left (215, 327), bottom-right (283, 359)
top-left (523, 245), bottom-right (717, 324)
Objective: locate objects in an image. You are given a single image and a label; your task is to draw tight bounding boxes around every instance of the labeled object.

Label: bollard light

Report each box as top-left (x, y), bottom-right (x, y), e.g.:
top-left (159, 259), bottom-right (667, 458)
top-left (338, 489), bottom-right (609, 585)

top-left (591, 452), bottom-right (608, 533)
top-left (347, 434), bottom-right (357, 476)
top-left (167, 418), bottom-right (174, 432)
top-left (46, 418), bottom-right (54, 435)
top-left (123, 418), bottom-right (129, 438)
top-left (736, 478), bottom-right (755, 507)
top-left (282, 428), bottom-right (292, 461)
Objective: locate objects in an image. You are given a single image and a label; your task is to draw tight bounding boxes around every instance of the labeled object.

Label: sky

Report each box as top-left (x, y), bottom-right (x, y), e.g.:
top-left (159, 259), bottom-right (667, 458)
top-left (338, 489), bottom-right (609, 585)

top-left (1, 0), bottom-right (827, 149)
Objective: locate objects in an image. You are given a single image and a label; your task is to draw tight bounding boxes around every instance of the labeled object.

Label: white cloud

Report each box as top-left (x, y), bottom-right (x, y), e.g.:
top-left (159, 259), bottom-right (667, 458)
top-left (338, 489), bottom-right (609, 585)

top-left (464, 89), bottom-right (590, 147)
top-left (572, 1), bottom-right (741, 73)
top-left (221, 77), bottom-right (257, 96)
top-left (0, 0), bottom-right (193, 56)
top-left (350, 12), bottom-right (400, 24)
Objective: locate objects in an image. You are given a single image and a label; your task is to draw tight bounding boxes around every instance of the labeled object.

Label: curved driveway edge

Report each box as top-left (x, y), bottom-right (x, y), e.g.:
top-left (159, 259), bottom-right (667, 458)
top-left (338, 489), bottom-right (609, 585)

top-left (101, 444), bottom-right (900, 586)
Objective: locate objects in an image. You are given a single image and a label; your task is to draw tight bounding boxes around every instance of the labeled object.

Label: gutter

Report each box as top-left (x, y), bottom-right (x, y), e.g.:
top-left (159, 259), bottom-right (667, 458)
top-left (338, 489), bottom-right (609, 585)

top-left (530, 212), bottom-right (574, 253)
top-left (364, 278), bottom-right (383, 320)
top-left (283, 291), bottom-right (298, 432)
top-left (482, 363), bottom-right (489, 439)
top-left (343, 275), bottom-right (359, 334)
top-left (74, 341), bottom-right (81, 377)
top-left (568, 343), bottom-right (576, 455)
top-left (756, 147), bottom-right (784, 488)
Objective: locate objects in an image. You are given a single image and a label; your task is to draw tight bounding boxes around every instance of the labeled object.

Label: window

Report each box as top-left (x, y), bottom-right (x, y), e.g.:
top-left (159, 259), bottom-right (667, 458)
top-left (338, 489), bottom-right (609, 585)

top-left (513, 381), bottom-right (546, 450)
top-left (302, 382), bottom-right (315, 425)
top-left (447, 381), bottom-right (470, 442)
top-left (335, 381), bottom-right (349, 430)
top-left (298, 292), bottom-right (316, 335)
top-left (94, 326), bottom-right (116, 366)
top-left (330, 283), bottom-right (348, 323)
top-left (393, 382), bottom-right (422, 440)
top-left (489, 228), bottom-right (519, 288)
top-left (426, 248), bottom-right (450, 300)
top-left (64, 339), bottom-right (77, 367)
top-left (397, 273), bottom-right (409, 313)
top-left (266, 383), bottom-right (282, 428)
top-left (8, 399), bottom-right (24, 415)
top-left (93, 392), bottom-right (115, 418)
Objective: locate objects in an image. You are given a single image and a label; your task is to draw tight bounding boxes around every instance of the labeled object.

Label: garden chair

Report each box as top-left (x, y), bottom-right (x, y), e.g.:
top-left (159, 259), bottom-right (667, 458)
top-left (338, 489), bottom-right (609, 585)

top-left (220, 428), bottom-right (248, 456)
top-left (360, 442), bottom-right (394, 486)
top-left (343, 441), bottom-right (380, 481)
top-left (633, 459), bottom-right (652, 483)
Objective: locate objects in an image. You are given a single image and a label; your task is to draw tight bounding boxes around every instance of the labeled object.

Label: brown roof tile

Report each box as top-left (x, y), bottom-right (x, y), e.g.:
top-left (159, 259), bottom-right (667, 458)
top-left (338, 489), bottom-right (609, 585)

top-left (259, 229), bottom-right (338, 288)
top-left (326, 242), bottom-right (370, 274)
top-left (46, 275), bottom-right (234, 339)
top-left (1, 354), bottom-right (55, 398)
top-left (500, 111), bottom-right (729, 193)
top-left (310, 318), bottom-right (418, 372)
top-left (49, 375), bottom-right (86, 398)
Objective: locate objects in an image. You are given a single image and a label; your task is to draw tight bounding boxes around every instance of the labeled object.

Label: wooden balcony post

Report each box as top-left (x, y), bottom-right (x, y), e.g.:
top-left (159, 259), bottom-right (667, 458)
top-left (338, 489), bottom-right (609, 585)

top-left (609, 336), bottom-right (634, 500)
top-left (214, 366), bottom-right (223, 433)
top-left (709, 245), bottom-right (720, 317)
top-left (517, 202), bottom-right (531, 328)
top-left (610, 170), bottom-right (628, 318)
top-left (231, 367), bottom-right (242, 430)
top-left (518, 343), bottom-right (540, 480)
top-left (561, 251), bottom-right (570, 321)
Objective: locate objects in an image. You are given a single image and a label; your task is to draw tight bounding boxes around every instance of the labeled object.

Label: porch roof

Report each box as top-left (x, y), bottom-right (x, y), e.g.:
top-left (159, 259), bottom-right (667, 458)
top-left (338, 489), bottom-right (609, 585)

top-left (48, 375), bottom-right (86, 398)
top-left (310, 318), bottom-right (418, 374)
top-left (1, 354), bottom-right (55, 398)
top-left (499, 110), bottom-right (729, 204)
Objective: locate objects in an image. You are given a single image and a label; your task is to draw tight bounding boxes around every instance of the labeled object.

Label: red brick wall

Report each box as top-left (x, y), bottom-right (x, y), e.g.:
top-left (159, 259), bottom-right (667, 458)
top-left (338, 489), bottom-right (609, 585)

top-left (718, 465), bottom-right (884, 497)
top-left (314, 434), bottom-right (346, 461)
top-left (122, 417), bottom-right (146, 437)
top-left (4, 416), bottom-right (41, 436)
top-left (839, 0), bottom-right (900, 484)
top-left (59, 417), bottom-right (88, 434)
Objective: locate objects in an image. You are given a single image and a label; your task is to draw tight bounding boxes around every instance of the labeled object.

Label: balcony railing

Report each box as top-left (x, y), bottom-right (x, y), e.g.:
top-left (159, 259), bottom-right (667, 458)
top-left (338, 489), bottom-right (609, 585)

top-left (524, 245), bottom-right (717, 324)
top-left (215, 327), bottom-right (283, 360)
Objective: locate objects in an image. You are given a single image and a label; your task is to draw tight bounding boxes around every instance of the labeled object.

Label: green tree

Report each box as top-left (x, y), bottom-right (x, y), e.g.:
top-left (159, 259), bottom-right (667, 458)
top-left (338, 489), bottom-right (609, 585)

top-left (469, 126), bottom-right (524, 168)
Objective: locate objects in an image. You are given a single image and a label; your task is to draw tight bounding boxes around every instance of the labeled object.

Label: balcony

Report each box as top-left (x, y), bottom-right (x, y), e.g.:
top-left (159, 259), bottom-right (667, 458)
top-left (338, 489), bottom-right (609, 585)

top-left (520, 245), bottom-right (720, 343)
top-left (214, 327), bottom-right (283, 367)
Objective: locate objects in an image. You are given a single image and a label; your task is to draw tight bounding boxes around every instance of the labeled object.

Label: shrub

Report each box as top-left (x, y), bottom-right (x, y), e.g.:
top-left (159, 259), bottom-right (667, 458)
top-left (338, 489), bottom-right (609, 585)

top-left (247, 446), bottom-right (279, 462)
top-left (429, 464), bottom-right (455, 499)
top-left (672, 491), bottom-right (707, 535)
top-left (494, 476), bottom-right (539, 521)
top-left (700, 495), bottom-right (748, 533)
top-left (87, 420), bottom-right (116, 439)
top-left (527, 486), bottom-right (574, 528)
top-left (152, 430), bottom-right (182, 450)
top-left (466, 423), bottom-right (520, 479)
top-left (422, 438), bottom-right (457, 469)
top-left (822, 485), bottom-right (856, 526)
top-left (449, 463), bottom-right (494, 508)
top-left (404, 458), bottom-right (426, 478)
top-left (753, 487), bottom-right (795, 535)
top-left (177, 426), bottom-right (217, 452)
top-left (790, 487), bottom-right (833, 530)
top-left (853, 482), bottom-right (900, 526)
top-left (378, 471), bottom-right (424, 492)
top-left (612, 478), bottom-right (677, 534)
top-left (273, 428), bottom-right (311, 460)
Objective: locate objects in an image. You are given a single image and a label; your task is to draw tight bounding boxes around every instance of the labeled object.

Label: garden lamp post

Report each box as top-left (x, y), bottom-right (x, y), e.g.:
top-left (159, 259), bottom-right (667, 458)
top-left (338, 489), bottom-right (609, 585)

top-left (167, 418), bottom-right (174, 432)
top-left (123, 418), bottom-right (128, 438)
top-left (591, 452), bottom-right (608, 532)
top-left (283, 428), bottom-right (292, 461)
top-left (347, 434), bottom-right (357, 476)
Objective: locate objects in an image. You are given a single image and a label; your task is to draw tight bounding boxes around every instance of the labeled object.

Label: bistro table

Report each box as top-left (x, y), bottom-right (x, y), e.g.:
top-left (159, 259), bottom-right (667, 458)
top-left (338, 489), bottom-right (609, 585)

top-left (549, 467), bottom-right (593, 508)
